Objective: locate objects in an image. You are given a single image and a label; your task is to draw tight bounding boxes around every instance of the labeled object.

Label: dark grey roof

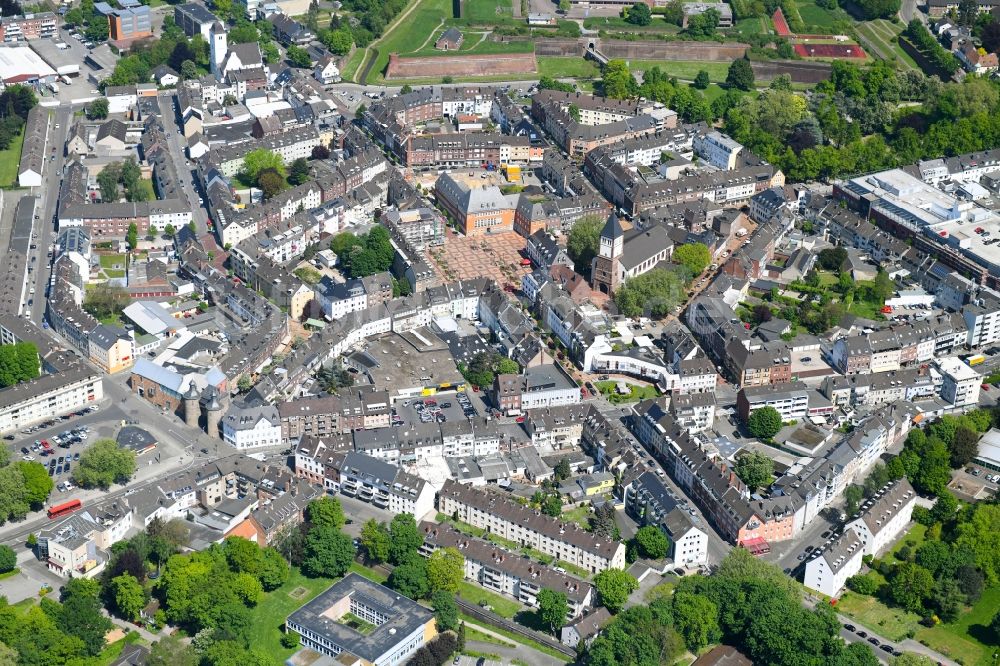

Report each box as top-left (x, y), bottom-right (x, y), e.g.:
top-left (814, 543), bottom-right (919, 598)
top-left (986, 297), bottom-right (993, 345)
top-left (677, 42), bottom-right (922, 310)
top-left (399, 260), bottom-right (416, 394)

top-left (601, 213), bottom-right (623, 241)
top-left (287, 573), bottom-right (434, 662)
top-left (117, 425), bottom-right (158, 452)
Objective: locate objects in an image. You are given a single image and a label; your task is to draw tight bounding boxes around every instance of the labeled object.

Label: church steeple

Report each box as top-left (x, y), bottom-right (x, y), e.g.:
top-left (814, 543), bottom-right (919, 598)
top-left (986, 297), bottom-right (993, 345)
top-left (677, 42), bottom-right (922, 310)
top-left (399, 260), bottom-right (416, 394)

top-left (599, 213), bottom-right (624, 259)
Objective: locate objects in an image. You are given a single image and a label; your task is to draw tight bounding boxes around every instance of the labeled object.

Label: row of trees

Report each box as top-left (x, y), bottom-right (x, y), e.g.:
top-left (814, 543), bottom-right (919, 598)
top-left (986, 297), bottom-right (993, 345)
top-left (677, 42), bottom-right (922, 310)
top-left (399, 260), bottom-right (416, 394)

top-left (585, 549), bottom-right (881, 665)
top-left (0, 84), bottom-right (36, 156)
top-left (903, 19), bottom-right (960, 75)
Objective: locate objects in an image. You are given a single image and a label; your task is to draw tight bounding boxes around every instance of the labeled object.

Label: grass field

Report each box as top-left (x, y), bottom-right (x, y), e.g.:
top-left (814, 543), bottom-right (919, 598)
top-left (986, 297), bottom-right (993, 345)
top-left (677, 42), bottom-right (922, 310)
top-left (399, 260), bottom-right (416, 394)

top-left (596, 380), bottom-right (660, 404)
top-left (247, 567), bottom-right (336, 662)
top-left (886, 523), bottom-right (926, 562)
top-left (733, 16), bottom-right (772, 35)
top-left (916, 586), bottom-right (1000, 666)
top-left (582, 15), bottom-right (680, 32)
top-left (368, 0), bottom-right (452, 81)
top-left (561, 505), bottom-right (591, 528)
top-left (835, 591), bottom-right (920, 641)
top-left (459, 614), bottom-right (572, 663)
top-left (99, 253), bottom-right (127, 270)
top-left (464, 625), bottom-right (517, 647)
top-left (411, 33), bottom-right (534, 56)
top-left (855, 19), bottom-right (919, 70)
top-left (555, 560), bottom-right (591, 579)
top-left (626, 60), bottom-right (730, 83)
top-left (0, 126), bottom-right (24, 188)
top-left (791, 0), bottom-right (851, 29)
top-left (341, 48), bottom-right (367, 82)
top-left (457, 580), bottom-right (523, 619)
top-left (461, 0), bottom-right (515, 23)
top-left (537, 56), bottom-right (601, 79)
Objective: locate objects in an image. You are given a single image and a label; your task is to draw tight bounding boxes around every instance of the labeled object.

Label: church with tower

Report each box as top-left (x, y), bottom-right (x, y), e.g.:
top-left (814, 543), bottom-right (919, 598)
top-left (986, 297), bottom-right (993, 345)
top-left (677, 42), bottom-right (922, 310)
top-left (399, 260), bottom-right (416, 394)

top-left (590, 212), bottom-right (675, 295)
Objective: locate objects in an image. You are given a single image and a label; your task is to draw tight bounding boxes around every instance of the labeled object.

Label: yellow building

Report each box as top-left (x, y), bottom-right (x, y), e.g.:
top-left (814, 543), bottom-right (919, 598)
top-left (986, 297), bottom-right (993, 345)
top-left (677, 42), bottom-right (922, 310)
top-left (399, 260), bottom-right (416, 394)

top-left (88, 325), bottom-right (135, 374)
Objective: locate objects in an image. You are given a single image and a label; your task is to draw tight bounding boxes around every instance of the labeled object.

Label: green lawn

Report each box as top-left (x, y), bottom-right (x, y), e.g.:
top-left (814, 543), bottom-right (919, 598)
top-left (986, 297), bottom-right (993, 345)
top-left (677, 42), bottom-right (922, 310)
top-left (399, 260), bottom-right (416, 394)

top-left (459, 614), bottom-right (572, 663)
top-left (835, 591), bottom-right (920, 641)
top-left (536, 56), bottom-right (601, 80)
top-left (461, 0), bottom-right (514, 23)
top-left (886, 523), bottom-right (926, 563)
top-left (438, 513), bottom-right (488, 538)
top-left (595, 380), bottom-right (660, 404)
top-left (368, 0), bottom-right (452, 82)
top-left (0, 125), bottom-right (24, 188)
top-left (554, 560), bottom-right (591, 579)
top-left (732, 16), bottom-right (772, 35)
top-left (349, 562), bottom-right (388, 583)
top-left (247, 567), bottom-right (337, 662)
top-left (582, 15), bottom-right (680, 32)
top-left (625, 60), bottom-right (730, 83)
top-left (915, 586), bottom-right (1000, 666)
top-left (341, 48), bottom-right (368, 82)
top-left (137, 179), bottom-right (156, 201)
top-left (411, 35), bottom-right (534, 56)
top-left (793, 0), bottom-right (843, 28)
top-left (561, 505), bottom-right (590, 528)
top-left (457, 580), bottom-right (523, 619)
top-left (464, 625), bottom-right (516, 647)
top-left (856, 19), bottom-right (920, 71)
top-left (847, 298), bottom-right (885, 320)
top-left (99, 253), bottom-right (127, 270)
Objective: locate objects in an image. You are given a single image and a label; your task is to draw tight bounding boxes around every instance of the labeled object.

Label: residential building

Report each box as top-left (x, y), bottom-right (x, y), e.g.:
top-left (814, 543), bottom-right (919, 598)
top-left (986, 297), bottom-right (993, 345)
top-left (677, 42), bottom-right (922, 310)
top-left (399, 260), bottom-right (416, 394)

top-left (936, 356), bottom-right (982, 407)
top-left (332, 452), bottom-right (435, 518)
top-left (221, 403), bottom-right (283, 450)
top-left (437, 479), bottom-right (626, 573)
top-left (737, 381), bottom-right (817, 423)
top-left (278, 394), bottom-right (342, 441)
top-left (174, 3), bottom-right (218, 38)
top-left (37, 500), bottom-right (133, 578)
top-left (624, 471), bottom-right (709, 566)
top-left (286, 573), bottom-right (437, 665)
top-left (846, 479), bottom-right (916, 556)
top-left (88, 325), bottom-right (135, 374)
top-left (561, 608), bottom-right (612, 649)
top-left (419, 521), bottom-right (594, 618)
top-left (803, 528), bottom-right (863, 597)
top-left (693, 131), bottom-right (743, 170)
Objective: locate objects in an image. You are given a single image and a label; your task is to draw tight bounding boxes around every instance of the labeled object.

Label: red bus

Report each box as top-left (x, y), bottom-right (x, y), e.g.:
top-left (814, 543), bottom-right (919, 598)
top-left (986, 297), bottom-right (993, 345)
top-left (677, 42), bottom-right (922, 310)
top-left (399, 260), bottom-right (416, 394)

top-left (48, 499), bottom-right (82, 519)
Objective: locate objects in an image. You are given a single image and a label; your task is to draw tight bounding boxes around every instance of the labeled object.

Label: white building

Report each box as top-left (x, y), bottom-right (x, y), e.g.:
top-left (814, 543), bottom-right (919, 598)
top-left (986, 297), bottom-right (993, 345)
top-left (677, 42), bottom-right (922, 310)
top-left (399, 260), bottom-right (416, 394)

top-left (221, 403), bottom-right (282, 450)
top-left (37, 500), bottom-right (133, 578)
top-left (0, 362), bottom-right (103, 434)
top-left (846, 479), bottom-right (916, 557)
top-left (935, 356), bottom-right (982, 407)
top-left (963, 290), bottom-right (1000, 349)
top-left (316, 277), bottom-right (368, 321)
top-left (803, 528), bottom-right (864, 598)
top-left (336, 451), bottom-right (435, 519)
top-left (693, 131), bottom-right (743, 170)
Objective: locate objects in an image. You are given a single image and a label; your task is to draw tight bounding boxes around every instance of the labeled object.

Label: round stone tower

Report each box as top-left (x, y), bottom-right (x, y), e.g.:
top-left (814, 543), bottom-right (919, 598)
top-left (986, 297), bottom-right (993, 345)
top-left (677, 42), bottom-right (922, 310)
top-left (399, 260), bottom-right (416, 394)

top-left (205, 393), bottom-right (223, 440)
top-left (183, 381), bottom-right (200, 428)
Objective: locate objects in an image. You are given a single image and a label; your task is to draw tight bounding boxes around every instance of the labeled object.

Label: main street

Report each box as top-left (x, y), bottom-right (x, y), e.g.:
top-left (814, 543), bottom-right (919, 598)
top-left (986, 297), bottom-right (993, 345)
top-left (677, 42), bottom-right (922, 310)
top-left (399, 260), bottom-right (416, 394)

top-left (156, 93), bottom-right (211, 233)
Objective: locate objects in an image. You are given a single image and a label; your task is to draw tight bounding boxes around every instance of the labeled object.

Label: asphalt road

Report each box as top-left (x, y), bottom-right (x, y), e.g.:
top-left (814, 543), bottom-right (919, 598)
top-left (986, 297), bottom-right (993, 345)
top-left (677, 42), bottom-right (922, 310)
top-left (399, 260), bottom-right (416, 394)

top-left (156, 93), bottom-right (211, 233)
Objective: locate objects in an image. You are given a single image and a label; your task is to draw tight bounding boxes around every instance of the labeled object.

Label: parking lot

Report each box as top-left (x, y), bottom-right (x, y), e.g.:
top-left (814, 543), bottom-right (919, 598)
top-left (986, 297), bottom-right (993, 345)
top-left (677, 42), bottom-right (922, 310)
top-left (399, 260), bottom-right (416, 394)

top-left (393, 392), bottom-right (479, 427)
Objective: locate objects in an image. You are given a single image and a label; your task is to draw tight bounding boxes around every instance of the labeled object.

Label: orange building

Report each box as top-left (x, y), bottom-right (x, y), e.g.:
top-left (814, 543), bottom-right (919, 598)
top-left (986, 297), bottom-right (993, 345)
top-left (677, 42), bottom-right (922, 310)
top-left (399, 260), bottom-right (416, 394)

top-left (434, 172), bottom-right (518, 237)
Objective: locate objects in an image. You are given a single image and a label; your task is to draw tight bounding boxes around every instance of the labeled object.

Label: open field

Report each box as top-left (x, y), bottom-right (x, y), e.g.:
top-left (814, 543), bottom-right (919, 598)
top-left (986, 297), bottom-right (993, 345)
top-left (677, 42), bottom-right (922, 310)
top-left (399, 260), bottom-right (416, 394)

top-left (0, 126), bottom-right (24, 188)
top-left (628, 60), bottom-right (731, 82)
top-left (247, 567), bottom-right (336, 662)
top-left (537, 56), bottom-right (602, 79)
top-left (915, 586), bottom-right (1000, 666)
top-left (733, 16), bottom-right (772, 35)
top-left (368, 0), bottom-right (452, 82)
top-left (583, 15), bottom-right (681, 32)
top-left (411, 33), bottom-right (534, 56)
top-left (459, 614), bottom-right (572, 662)
top-left (855, 19), bottom-right (919, 70)
top-left (793, 0), bottom-right (847, 28)
top-left (835, 591), bottom-right (920, 641)
top-left (462, 0), bottom-right (516, 23)
top-left (457, 580), bottom-right (523, 618)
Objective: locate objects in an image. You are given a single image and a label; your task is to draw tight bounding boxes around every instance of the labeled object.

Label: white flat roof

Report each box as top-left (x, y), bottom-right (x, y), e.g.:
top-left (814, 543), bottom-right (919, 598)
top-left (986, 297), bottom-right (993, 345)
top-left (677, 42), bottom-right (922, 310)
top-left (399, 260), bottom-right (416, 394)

top-left (0, 45), bottom-right (56, 82)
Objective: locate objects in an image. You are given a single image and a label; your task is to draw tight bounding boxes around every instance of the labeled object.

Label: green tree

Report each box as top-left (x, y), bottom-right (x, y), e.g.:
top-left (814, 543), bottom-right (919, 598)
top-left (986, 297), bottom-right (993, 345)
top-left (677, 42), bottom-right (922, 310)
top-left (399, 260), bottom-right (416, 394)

top-left (601, 59), bottom-right (638, 99)
top-left (747, 406), bottom-right (782, 440)
top-left (594, 568), bottom-right (639, 613)
top-left (61, 577), bottom-right (113, 656)
top-left (673, 243), bottom-right (711, 278)
top-left (232, 572), bottom-right (264, 606)
top-left (930, 490), bottom-right (958, 524)
top-left (844, 484), bottom-right (864, 515)
top-left (164, 224), bottom-right (176, 238)
top-left (0, 545), bottom-right (14, 573)
top-left (322, 28), bottom-right (354, 55)
top-left (431, 590), bottom-right (459, 631)
top-left (388, 513), bottom-right (423, 565)
top-left (241, 148), bottom-right (285, 183)
top-left (671, 591), bottom-right (720, 652)
top-left (359, 518), bottom-right (390, 563)
top-left (306, 497), bottom-right (346, 530)
top-left (554, 458), bottom-right (572, 482)
top-left (388, 555), bottom-right (430, 599)
top-left (111, 574), bottom-right (146, 621)
top-left (889, 562), bottom-right (935, 612)
top-left (950, 427), bottom-right (980, 468)
top-left (726, 58), bottom-right (755, 91)
top-left (257, 548), bottom-right (289, 591)
top-left (693, 70), bottom-right (710, 89)
top-left (286, 45), bottom-right (312, 68)
top-left (633, 525), bottom-right (669, 560)
top-left (73, 439), bottom-right (136, 489)
top-left (303, 526), bottom-right (355, 578)
top-left (537, 588), bottom-right (569, 633)
top-left (846, 572), bottom-right (881, 596)
top-left (257, 168), bottom-right (286, 199)
top-left (288, 157), bottom-right (311, 186)
top-left (126, 223), bottom-right (138, 250)
top-left (86, 97), bottom-right (108, 120)
top-left (17, 461), bottom-right (53, 507)
top-left (147, 632), bottom-right (199, 666)
top-left (890, 655), bottom-right (937, 666)
top-left (614, 269), bottom-right (684, 317)
top-left (734, 451), bottom-right (774, 491)
top-left (626, 2), bottom-right (652, 24)
top-left (427, 547), bottom-right (464, 594)
top-left (857, 0), bottom-right (900, 19)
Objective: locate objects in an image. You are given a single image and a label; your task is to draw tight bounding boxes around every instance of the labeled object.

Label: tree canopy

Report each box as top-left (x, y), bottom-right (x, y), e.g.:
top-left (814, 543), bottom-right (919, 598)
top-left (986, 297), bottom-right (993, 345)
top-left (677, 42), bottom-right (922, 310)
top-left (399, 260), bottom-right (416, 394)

top-left (73, 439), bottom-right (136, 490)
